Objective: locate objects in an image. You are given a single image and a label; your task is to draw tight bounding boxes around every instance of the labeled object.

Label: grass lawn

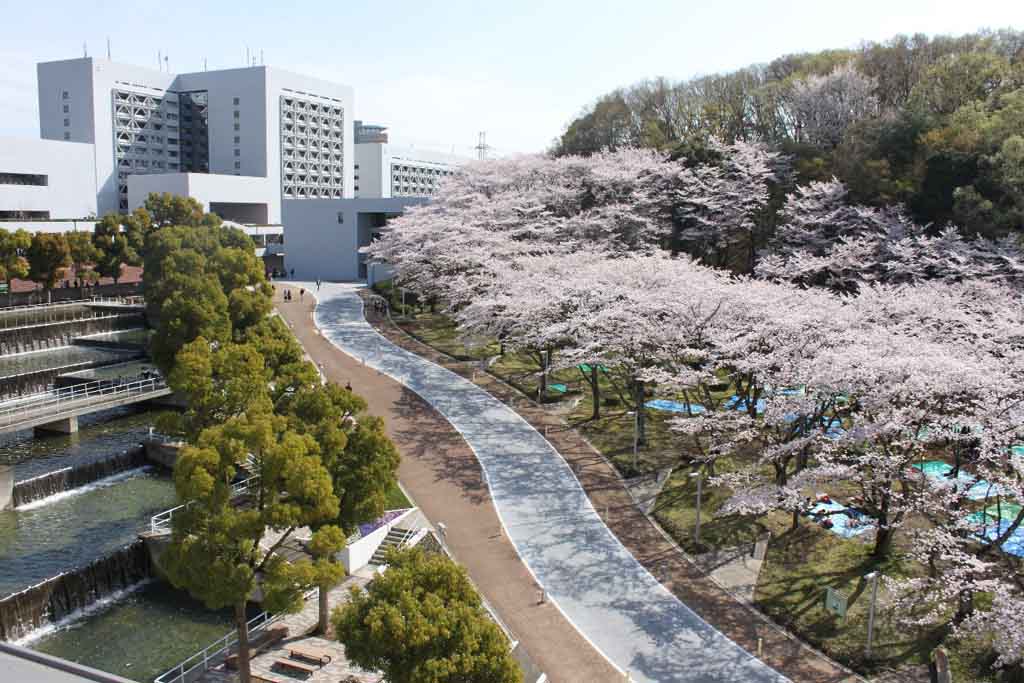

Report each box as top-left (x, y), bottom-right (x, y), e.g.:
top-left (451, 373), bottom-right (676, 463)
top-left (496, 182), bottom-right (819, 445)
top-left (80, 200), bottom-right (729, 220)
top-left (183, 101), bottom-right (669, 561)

top-left (756, 520), bottom-right (1000, 681)
top-left (653, 463), bottom-right (771, 553)
top-left (384, 481), bottom-right (412, 510)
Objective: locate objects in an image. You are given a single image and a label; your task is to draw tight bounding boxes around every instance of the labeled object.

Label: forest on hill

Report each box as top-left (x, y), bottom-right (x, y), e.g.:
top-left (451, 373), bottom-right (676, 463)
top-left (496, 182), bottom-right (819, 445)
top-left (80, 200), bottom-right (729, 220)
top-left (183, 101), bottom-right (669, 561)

top-left (553, 29), bottom-right (1024, 240)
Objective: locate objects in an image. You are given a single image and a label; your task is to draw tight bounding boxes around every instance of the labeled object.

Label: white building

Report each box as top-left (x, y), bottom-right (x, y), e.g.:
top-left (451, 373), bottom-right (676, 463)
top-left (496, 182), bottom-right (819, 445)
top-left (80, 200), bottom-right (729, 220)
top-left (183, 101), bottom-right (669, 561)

top-left (1, 55), bottom-right (468, 280)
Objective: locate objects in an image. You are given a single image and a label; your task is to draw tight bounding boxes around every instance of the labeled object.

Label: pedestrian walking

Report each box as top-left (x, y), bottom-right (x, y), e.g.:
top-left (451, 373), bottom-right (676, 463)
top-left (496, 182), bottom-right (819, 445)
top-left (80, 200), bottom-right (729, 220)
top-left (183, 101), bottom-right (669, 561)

top-left (290, 268), bottom-right (295, 279)
top-left (299, 288), bottom-right (305, 301)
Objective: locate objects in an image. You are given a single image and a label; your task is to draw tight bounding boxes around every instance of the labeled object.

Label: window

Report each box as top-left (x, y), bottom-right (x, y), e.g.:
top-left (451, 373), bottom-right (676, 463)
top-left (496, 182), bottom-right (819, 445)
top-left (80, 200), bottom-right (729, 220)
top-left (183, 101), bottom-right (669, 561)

top-left (354, 185), bottom-right (359, 191)
top-left (234, 161), bottom-right (241, 169)
top-left (336, 212), bottom-right (344, 224)
top-left (354, 174), bottom-right (359, 180)
top-left (0, 172), bottom-right (48, 186)
top-left (233, 110), bottom-right (240, 119)
top-left (233, 123), bottom-right (240, 131)
top-left (63, 132), bottom-right (70, 140)
top-left (62, 104), bottom-right (69, 114)
top-left (234, 136), bottom-right (240, 144)
top-left (234, 149), bottom-right (240, 157)
top-left (233, 97), bottom-right (240, 105)
top-left (63, 118), bottom-right (70, 126)
top-left (354, 164), bottom-right (359, 170)
top-left (61, 91), bottom-right (69, 99)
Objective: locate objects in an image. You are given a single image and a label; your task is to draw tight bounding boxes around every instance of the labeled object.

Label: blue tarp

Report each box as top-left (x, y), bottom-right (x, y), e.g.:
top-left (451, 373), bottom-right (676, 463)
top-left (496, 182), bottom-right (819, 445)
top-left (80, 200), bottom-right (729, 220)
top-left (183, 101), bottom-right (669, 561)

top-left (809, 501), bottom-right (875, 539)
top-left (976, 519), bottom-right (1024, 558)
top-left (913, 461), bottom-right (1003, 501)
top-left (645, 399), bottom-right (705, 414)
top-left (725, 395), bottom-right (767, 414)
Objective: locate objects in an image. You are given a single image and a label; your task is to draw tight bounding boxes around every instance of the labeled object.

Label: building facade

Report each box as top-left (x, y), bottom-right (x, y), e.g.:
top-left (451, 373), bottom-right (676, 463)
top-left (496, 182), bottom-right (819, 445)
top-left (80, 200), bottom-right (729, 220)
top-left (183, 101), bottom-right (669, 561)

top-left (2, 56), bottom-right (468, 281)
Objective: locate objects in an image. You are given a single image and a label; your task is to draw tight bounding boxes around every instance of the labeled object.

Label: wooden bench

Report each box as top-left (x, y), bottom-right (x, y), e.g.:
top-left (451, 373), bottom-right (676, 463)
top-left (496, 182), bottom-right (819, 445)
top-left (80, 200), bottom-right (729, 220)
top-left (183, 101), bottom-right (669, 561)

top-left (251, 676), bottom-right (286, 683)
top-left (273, 658), bottom-right (317, 678)
top-left (225, 625), bottom-right (290, 670)
top-left (287, 644), bottom-right (332, 666)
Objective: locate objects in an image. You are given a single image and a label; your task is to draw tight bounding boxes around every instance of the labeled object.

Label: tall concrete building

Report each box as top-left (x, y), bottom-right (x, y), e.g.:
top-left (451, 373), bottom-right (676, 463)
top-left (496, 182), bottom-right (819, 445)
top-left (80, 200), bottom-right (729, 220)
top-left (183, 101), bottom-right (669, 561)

top-left (1, 55), bottom-right (469, 280)
top-left (36, 57), bottom-right (354, 220)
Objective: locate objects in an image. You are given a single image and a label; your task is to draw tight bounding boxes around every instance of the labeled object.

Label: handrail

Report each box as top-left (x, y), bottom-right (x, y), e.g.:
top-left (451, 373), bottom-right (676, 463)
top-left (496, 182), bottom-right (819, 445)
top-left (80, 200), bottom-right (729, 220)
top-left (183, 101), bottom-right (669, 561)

top-left (150, 474), bottom-right (261, 533)
top-left (152, 586), bottom-right (317, 683)
top-left (0, 376), bottom-right (168, 427)
top-left (0, 295), bottom-right (143, 315)
top-left (0, 309), bottom-right (140, 332)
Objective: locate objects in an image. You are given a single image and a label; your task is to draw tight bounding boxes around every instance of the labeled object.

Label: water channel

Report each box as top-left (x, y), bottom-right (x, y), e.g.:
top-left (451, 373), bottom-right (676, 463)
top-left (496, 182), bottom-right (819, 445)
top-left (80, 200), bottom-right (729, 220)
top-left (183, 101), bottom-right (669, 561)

top-left (0, 407), bottom-right (245, 682)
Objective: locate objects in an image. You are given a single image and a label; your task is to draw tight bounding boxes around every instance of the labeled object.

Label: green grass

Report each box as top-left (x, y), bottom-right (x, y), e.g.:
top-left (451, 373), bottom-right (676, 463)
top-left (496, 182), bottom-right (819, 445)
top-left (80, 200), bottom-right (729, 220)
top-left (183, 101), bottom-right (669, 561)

top-left (384, 482), bottom-right (412, 510)
top-left (653, 463), bottom-right (770, 553)
top-left (755, 520), bottom-right (1000, 681)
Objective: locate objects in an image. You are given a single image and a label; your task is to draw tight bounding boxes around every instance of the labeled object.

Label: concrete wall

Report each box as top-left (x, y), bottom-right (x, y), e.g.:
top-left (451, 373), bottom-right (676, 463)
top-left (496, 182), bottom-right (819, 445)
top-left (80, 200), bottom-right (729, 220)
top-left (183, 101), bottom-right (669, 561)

top-left (0, 137), bottom-right (97, 219)
top-left (127, 172), bottom-right (274, 222)
top-left (337, 508), bottom-right (418, 572)
top-left (0, 220), bottom-right (98, 234)
top-left (354, 143), bottom-right (386, 198)
top-left (282, 197), bottom-right (426, 281)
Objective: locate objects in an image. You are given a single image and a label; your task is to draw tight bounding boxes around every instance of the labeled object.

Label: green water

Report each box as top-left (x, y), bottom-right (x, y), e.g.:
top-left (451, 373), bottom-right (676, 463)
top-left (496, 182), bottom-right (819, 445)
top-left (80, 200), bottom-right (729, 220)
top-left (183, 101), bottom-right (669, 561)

top-left (0, 471), bottom-right (177, 596)
top-left (32, 582), bottom-right (239, 683)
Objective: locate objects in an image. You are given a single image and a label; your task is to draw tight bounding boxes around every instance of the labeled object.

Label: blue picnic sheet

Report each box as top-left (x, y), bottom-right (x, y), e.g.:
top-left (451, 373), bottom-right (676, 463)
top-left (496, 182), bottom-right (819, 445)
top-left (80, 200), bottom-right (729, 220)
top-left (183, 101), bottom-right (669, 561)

top-left (725, 395), bottom-right (766, 414)
top-left (645, 399), bottom-right (705, 414)
top-left (912, 461), bottom-right (1003, 501)
top-left (809, 501), bottom-right (875, 539)
top-left (976, 519), bottom-right (1024, 558)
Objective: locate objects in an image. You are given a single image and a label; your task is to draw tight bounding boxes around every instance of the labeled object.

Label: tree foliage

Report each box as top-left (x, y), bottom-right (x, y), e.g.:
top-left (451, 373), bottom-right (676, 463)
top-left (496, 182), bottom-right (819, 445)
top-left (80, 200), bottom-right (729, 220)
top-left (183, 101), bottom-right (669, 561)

top-left (26, 232), bottom-right (71, 291)
top-left (0, 228), bottom-right (31, 283)
top-left (333, 548), bottom-right (520, 683)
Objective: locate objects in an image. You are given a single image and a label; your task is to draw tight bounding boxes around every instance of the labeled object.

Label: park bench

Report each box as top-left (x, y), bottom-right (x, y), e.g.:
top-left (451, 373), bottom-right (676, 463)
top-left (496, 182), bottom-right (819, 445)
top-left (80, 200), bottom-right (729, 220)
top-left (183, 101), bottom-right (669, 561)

top-left (251, 676), bottom-right (285, 683)
top-left (225, 625), bottom-right (289, 670)
top-left (274, 657), bottom-right (317, 678)
top-left (287, 644), bottom-right (333, 665)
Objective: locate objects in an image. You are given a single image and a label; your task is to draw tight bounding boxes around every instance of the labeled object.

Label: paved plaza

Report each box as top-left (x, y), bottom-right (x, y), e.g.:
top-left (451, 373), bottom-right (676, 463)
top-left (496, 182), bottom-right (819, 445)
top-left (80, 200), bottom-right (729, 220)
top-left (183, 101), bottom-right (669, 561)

top-left (306, 282), bottom-right (786, 683)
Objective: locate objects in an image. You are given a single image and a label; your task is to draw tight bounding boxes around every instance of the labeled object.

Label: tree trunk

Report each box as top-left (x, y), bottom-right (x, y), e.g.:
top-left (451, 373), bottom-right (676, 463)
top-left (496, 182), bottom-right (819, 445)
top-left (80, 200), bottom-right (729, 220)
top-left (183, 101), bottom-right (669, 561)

top-left (634, 380), bottom-right (647, 446)
top-left (872, 524), bottom-right (893, 559)
top-left (590, 365), bottom-right (600, 420)
top-left (537, 350), bottom-right (548, 399)
top-left (791, 507), bottom-right (800, 531)
top-left (317, 585), bottom-right (329, 635)
top-left (235, 602), bottom-right (252, 683)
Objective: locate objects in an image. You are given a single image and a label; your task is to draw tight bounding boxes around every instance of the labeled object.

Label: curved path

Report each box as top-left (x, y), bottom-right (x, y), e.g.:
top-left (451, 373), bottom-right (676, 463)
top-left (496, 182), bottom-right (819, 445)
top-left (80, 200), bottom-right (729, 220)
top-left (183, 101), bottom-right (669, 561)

top-left (311, 283), bottom-right (786, 683)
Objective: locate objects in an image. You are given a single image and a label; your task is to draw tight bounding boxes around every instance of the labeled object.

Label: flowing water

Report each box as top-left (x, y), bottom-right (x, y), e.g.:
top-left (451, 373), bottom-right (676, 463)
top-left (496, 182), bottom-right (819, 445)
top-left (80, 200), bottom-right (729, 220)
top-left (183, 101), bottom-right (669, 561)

top-left (0, 470), bottom-right (176, 597)
top-left (0, 407), bottom-right (167, 482)
top-left (31, 582), bottom-right (242, 683)
top-left (0, 345), bottom-right (138, 381)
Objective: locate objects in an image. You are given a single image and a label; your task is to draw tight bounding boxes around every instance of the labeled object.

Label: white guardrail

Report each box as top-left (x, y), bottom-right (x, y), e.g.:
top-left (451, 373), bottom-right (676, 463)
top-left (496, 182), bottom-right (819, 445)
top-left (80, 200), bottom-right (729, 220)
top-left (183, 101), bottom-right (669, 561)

top-left (153, 587), bottom-right (318, 683)
top-left (0, 376), bottom-right (168, 428)
top-left (150, 475), bottom-right (260, 533)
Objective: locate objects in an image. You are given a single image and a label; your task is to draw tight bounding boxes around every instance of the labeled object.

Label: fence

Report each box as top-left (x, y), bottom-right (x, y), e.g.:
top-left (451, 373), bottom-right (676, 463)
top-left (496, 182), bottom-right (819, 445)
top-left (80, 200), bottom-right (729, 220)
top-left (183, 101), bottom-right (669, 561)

top-left (0, 376), bottom-right (167, 430)
top-left (153, 588), bottom-right (318, 683)
top-left (150, 475), bottom-right (260, 533)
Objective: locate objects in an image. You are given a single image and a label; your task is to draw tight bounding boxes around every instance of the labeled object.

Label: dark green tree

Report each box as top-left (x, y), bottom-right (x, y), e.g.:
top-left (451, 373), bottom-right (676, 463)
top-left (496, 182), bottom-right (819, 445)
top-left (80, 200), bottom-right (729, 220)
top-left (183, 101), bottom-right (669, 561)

top-left (333, 547), bottom-right (520, 683)
top-left (163, 403), bottom-right (341, 683)
top-left (27, 232), bottom-right (71, 296)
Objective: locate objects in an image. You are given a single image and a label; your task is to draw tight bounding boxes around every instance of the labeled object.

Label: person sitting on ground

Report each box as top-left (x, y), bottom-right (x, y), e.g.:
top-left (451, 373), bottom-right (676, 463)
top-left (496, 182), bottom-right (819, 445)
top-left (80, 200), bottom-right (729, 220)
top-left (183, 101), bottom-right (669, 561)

top-left (345, 381), bottom-right (353, 392)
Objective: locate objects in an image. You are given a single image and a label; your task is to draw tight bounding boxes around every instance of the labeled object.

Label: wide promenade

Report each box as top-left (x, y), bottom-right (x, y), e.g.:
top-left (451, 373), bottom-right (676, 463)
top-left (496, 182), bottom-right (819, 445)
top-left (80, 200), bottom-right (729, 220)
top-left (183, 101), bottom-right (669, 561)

top-left (292, 282), bottom-right (786, 683)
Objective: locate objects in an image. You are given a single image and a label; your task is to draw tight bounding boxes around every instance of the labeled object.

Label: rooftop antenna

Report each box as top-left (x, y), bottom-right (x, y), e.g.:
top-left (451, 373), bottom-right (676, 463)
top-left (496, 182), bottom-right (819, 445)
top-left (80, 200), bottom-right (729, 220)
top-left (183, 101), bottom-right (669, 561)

top-left (475, 131), bottom-right (489, 160)
top-left (82, 42), bottom-right (87, 58)
top-left (203, 58), bottom-right (208, 72)
top-left (164, 55), bottom-right (169, 73)
top-left (158, 50), bottom-right (162, 71)
top-left (246, 46), bottom-right (250, 67)
top-left (106, 38), bottom-right (111, 59)
top-left (260, 49), bottom-right (264, 66)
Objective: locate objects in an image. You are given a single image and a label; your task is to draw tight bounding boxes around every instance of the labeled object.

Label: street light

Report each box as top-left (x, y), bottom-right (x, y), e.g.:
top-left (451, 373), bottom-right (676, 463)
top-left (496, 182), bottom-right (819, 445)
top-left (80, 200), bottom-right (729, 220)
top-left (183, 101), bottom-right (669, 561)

top-left (690, 470), bottom-right (703, 549)
top-left (627, 410), bottom-right (639, 471)
top-left (864, 571), bottom-right (880, 658)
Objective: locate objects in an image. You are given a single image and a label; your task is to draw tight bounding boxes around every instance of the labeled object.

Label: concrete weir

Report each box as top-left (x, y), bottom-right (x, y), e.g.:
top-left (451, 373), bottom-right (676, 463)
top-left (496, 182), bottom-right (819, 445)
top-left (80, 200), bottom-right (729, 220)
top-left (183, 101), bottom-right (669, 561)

top-left (34, 416), bottom-right (78, 436)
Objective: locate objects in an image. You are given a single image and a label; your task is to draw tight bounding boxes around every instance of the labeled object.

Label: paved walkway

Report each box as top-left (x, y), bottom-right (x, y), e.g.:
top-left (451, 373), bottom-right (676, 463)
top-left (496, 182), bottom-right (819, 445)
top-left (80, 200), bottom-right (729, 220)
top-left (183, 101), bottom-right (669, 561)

top-left (276, 289), bottom-right (620, 683)
top-left (292, 283), bottom-right (785, 683)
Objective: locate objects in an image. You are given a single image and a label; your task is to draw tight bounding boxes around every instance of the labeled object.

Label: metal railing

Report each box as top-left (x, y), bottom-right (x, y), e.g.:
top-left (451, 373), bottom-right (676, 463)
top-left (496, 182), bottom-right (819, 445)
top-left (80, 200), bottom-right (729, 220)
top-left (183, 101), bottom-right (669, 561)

top-left (0, 309), bottom-right (140, 332)
top-left (150, 475), bottom-right (260, 533)
top-left (0, 376), bottom-right (168, 428)
top-left (153, 587), bottom-right (318, 683)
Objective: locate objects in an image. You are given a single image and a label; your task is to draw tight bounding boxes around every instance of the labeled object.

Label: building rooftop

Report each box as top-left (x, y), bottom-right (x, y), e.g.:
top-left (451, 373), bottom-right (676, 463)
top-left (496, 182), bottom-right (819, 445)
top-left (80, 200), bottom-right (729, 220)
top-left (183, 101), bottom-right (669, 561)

top-left (0, 643), bottom-right (136, 683)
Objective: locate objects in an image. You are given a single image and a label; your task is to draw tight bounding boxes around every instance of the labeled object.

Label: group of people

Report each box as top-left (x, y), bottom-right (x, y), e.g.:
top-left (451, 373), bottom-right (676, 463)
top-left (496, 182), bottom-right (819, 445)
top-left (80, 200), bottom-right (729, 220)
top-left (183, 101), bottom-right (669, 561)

top-left (281, 288), bottom-right (305, 302)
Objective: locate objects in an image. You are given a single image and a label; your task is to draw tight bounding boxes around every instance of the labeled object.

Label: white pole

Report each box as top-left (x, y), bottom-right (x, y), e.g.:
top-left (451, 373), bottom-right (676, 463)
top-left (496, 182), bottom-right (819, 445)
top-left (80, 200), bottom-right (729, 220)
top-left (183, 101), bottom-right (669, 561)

top-left (691, 470), bottom-right (703, 548)
top-left (865, 571), bottom-right (879, 658)
top-left (632, 410), bottom-right (639, 471)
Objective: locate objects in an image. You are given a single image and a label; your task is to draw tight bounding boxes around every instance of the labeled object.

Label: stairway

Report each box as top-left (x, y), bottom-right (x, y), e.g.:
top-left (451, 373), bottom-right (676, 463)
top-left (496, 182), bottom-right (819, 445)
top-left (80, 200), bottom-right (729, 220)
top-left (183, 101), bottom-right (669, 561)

top-left (369, 527), bottom-right (417, 565)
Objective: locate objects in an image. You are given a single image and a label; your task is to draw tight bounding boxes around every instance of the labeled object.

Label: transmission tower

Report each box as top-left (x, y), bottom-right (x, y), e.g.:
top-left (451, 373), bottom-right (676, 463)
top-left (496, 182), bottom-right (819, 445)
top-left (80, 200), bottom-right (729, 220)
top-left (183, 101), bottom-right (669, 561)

top-left (475, 131), bottom-right (490, 160)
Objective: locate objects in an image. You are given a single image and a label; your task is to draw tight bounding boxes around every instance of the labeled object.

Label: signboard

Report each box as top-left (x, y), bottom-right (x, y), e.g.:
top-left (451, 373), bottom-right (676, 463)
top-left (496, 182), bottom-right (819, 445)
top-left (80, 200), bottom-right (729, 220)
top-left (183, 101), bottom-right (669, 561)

top-left (824, 586), bottom-right (848, 618)
top-left (0, 283), bottom-right (8, 294)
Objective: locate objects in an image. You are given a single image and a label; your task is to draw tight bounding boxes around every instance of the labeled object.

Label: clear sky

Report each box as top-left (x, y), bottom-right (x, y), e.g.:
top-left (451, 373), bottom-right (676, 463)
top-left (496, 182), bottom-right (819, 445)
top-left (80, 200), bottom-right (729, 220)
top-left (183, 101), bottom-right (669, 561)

top-left (0, 0), bottom-right (1020, 156)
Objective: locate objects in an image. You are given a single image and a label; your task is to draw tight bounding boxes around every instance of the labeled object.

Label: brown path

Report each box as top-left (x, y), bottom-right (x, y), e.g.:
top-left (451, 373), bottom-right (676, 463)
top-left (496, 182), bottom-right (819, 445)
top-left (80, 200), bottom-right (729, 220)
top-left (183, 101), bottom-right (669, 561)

top-left (352, 294), bottom-right (866, 683)
top-left (275, 290), bottom-right (622, 683)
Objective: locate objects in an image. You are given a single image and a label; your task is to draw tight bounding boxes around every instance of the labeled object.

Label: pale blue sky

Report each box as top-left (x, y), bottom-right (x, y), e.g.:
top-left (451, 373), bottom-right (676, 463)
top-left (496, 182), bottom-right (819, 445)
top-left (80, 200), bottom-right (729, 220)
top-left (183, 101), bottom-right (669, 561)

top-left (0, 0), bottom-right (1020, 155)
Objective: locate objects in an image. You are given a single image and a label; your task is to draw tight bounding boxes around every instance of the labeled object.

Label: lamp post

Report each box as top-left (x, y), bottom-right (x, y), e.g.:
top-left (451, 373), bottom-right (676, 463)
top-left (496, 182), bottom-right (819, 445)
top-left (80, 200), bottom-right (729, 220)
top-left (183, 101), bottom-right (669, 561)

top-left (690, 470), bottom-right (703, 549)
top-left (627, 410), bottom-right (639, 471)
top-left (864, 571), bottom-right (880, 658)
